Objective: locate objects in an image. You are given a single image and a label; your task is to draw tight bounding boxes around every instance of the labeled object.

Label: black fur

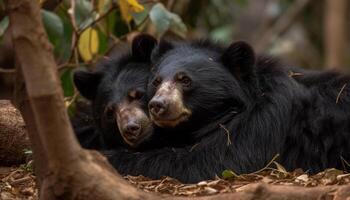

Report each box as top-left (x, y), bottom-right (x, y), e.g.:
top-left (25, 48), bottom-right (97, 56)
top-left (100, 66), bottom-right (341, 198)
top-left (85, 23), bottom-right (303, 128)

top-left (107, 40), bottom-right (350, 183)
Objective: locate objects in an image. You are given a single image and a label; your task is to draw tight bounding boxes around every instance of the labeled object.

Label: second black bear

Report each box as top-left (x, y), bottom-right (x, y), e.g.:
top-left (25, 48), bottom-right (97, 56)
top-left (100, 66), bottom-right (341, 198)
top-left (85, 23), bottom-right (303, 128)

top-left (73, 34), bottom-right (157, 149)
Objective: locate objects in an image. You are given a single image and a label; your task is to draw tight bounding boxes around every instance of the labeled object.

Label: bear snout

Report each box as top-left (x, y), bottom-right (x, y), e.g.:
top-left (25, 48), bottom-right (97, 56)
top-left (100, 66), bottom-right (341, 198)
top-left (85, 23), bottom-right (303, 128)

top-left (149, 97), bottom-right (169, 117)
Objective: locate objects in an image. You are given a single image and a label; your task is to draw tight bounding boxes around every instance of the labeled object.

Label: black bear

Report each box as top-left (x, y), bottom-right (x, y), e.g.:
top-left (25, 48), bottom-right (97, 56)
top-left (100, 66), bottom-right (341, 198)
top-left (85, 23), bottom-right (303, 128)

top-left (106, 39), bottom-right (350, 183)
top-left (72, 34), bottom-right (158, 149)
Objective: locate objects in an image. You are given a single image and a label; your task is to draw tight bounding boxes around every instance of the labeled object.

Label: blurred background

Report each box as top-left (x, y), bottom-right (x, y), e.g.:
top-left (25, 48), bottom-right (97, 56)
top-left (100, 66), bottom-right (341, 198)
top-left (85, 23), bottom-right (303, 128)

top-left (0, 0), bottom-right (349, 110)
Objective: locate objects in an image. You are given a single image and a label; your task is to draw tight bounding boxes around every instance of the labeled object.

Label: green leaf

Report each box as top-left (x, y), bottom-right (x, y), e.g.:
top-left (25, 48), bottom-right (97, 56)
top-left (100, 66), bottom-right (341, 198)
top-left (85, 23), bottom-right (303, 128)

top-left (113, 9), bottom-right (130, 37)
top-left (55, 7), bottom-right (74, 62)
top-left (98, 29), bottom-right (108, 55)
top-left (209, 25), bottom-right (233, 43)
top-left (149, 3), bottom-right (187, 37)
top-left (222, 169), bottom-right (239, 179)
top-left (104, 10), bottom-right (117, 34)
top-left (61, 69), bottom-right (75, 97)
top-left (132, 5), bottom-right (150, 25)
top-left (149, 3), bottom-right (170, 36)
top-left (96, 0), bottom-right (113, 14)
top-left (41, 10), bottom-right (64, 48)
top-left (169, 13), bottom-right (187, 38)
top-left (75, 0), bottom-right (94, 27)
top-left (0, 17), bottom-right (9, 37)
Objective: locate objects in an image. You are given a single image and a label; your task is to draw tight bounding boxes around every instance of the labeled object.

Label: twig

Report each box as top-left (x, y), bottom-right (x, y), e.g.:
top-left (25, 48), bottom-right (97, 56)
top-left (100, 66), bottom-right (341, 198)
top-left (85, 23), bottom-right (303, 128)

top-left (341, 156), bottom-right (350, 172)
top-left (68, 0), bottom-right (79, 63)
top-left (288, 71), bottom-right (304, 77)
top-left (68, 0), bottom-right (78, 33)
top-left (336, 83), bottom-right (347, 104)
top-left (65, 91), bottom-right (78, 108)
top-left (189, 143), bottom-right (200, 152)
top-left (77, 3), bottom-right (117, 34)
top-left (1, 169), bottom-right (22, 182)
top-left (251, 154), bottom-right (280, 175)
top-left (219, 124), bottom-right (232, 146)
top-left (10, 176), bottom-right (32, 185)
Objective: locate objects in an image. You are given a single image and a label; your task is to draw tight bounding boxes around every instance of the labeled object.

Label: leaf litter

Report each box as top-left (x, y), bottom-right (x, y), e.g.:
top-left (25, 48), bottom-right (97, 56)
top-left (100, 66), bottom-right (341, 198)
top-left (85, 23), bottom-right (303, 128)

top-left (1, 160), bottom-right (350, 199)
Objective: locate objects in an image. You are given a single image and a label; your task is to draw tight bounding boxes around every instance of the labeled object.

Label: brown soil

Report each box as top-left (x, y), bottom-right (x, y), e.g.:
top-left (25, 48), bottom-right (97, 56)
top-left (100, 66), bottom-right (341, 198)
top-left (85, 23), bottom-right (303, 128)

top-left (0, 166), bottom-right (37, 200)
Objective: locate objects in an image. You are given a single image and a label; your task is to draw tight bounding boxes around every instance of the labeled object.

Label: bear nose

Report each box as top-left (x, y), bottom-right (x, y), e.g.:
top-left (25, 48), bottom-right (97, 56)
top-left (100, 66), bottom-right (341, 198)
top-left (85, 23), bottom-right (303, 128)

top-left (149, 97), bottom-right (168, 117)
top-left (125, 122), bottom-right (141, 136)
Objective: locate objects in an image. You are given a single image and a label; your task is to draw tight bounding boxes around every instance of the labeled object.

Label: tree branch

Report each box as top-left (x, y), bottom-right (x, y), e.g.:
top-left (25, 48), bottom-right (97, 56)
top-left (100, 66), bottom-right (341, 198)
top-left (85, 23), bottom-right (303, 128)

top-left (255, 0), bottom-right (312, 52)
top-left (8, 0), bottom-right (81, 165)
top-left (324, 0), bottom-right (348, 70)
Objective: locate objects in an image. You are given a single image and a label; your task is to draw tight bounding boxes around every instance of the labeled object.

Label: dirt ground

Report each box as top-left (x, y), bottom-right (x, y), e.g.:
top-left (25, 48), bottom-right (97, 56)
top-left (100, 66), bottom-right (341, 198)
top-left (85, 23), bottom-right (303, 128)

top-left (1, 162), bottom-right (350, 199)
top-left (1, 100), bottom-right (350, 199)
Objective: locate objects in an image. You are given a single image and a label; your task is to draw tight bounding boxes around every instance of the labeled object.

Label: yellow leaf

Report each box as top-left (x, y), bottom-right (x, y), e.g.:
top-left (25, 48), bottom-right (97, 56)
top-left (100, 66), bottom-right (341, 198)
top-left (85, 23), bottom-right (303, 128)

top-left (78, 28), bottom-right (99, 62)
top-left (118, 0), bottom-right (144, 23)
top-left (127, 0), bottom-right (144, 12)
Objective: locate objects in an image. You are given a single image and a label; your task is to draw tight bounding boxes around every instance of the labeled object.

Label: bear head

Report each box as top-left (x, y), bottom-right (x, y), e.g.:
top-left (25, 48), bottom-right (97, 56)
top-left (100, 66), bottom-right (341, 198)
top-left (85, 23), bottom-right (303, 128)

top-left (148, 40), bottom-right (257, 132)
top-left (73, 34), bottom-right (157, 148)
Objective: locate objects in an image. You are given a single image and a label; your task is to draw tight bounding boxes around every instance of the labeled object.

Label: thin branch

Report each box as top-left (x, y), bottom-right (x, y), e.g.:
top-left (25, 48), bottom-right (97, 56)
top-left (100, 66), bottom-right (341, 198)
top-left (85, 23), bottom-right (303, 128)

top-left (77, 3), bottom-right (117, 34)
top-left (255, 0), bottom-right (313, 52)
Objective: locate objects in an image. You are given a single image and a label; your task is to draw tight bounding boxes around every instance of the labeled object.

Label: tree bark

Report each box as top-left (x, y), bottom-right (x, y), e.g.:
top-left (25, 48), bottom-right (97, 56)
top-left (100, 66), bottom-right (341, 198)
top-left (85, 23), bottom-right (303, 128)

top-left (13, 67), bottom-right (49, 190)
top-left (6, 0), bottom-right (156, 199)
top-left (324, 0), bottom-right (348, 70)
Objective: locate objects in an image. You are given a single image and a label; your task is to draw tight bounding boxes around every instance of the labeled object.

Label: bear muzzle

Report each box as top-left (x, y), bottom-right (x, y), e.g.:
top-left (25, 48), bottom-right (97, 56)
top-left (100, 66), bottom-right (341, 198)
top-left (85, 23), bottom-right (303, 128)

top-left (149, 81), bottom-right (192, 127)
top-left (116, 103), bottom-right (153, 147)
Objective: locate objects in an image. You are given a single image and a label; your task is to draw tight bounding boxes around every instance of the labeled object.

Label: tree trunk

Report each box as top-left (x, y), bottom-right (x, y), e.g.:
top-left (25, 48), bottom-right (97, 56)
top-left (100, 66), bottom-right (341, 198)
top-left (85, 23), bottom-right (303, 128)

top-left (6, 0), bottom-right (156, 199)
top-left (324, 0), bottom-right (348, 70)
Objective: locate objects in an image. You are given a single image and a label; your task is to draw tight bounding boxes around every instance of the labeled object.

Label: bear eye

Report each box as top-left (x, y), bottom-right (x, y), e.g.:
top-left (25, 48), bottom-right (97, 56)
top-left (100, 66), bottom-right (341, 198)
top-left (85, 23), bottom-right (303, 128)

top-left (152, 77), bottom-right (162, 87)
top-left (177, 73), bottom-right (191, 87)
top-left (128, 90), bottom-right (144, 100)
top-left (104, 104), bottom-right (115, 120)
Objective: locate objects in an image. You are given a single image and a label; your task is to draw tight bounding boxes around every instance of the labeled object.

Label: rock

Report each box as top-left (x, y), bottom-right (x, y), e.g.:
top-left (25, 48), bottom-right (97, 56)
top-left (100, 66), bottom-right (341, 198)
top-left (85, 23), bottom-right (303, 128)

top-left (0, 100), bottom-right (30, 166)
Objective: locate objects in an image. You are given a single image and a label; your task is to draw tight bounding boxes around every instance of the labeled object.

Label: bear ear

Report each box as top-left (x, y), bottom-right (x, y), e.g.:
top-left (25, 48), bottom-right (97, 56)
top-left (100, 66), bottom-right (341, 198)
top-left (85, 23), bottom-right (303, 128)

top-left (73, 70), bottom-right (102, 100)
top-left (222, 41), bottom-right (256, 79)
top-left (131, 34), bottom-right (157, 62)
top-left (151, 39), bottom-right (174, 62)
